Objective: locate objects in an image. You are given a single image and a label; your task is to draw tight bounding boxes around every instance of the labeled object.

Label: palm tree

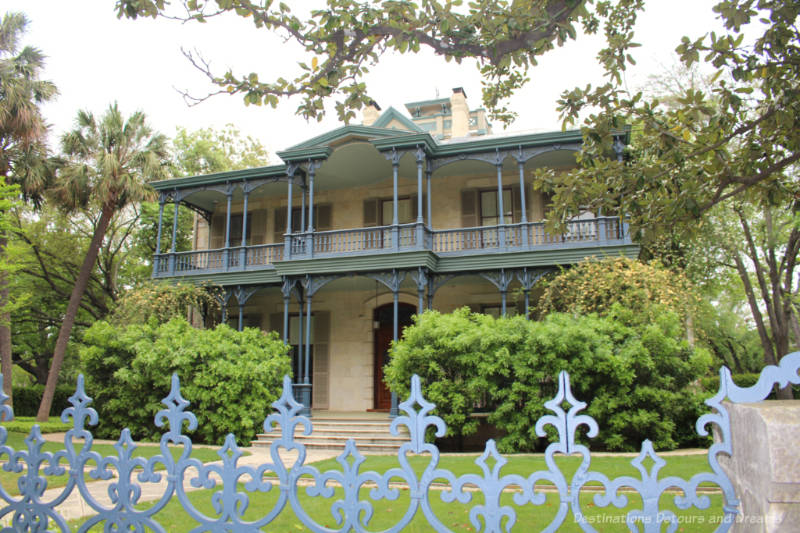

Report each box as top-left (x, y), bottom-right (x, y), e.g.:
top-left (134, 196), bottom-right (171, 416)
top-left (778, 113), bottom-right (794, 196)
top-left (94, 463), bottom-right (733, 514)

top-left (0, 12), bottom-right (58, 406)
top-left (36, 103), bottom-right (169, 421)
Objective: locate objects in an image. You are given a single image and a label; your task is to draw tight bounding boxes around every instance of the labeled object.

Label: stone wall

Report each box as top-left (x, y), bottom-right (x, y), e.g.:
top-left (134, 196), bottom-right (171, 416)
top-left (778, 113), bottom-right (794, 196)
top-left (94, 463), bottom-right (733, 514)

top-left (718, 401), bottom-right (800, 532)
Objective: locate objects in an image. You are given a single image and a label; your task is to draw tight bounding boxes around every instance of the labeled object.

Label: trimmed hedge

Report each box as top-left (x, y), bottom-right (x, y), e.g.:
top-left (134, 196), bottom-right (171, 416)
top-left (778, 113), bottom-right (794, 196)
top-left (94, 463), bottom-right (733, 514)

top-left (12, 385), bottom-right (73, 417)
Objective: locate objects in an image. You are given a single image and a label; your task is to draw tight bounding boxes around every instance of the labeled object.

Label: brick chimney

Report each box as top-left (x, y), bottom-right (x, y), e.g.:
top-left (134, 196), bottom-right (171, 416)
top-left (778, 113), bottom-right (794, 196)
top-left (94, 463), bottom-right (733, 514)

top-left (450, 87), bottom-right (469, 137)
top-left (362, 100), bottom-right (381, 126)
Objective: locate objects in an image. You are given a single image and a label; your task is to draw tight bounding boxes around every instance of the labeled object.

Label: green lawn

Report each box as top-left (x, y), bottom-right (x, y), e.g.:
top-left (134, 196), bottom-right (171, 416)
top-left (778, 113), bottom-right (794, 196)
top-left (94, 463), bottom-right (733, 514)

top-left (53, 451), bottom-right (726, 532)
top-left (0, 431), bottom-right (234, 497)
top-left (306, 452), bottom-right (715, 486)
top-left (66, 481), bottom-right (725, 532)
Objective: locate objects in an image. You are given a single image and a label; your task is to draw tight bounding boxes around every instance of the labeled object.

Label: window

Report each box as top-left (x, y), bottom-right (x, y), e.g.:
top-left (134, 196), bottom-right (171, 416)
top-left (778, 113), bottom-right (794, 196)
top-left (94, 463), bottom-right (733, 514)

top-left (381, 197), bottom-right (414, 225)
top-left (228, 214), bottom-right (252, 245)
top-left (479, 188), bottom-right (513, 226)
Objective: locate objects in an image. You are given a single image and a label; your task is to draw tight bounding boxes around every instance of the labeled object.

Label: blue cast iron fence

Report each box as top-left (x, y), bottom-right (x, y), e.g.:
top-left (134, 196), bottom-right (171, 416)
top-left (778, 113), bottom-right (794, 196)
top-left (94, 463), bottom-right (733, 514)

top-left (1, 352), bottom-right (799, 532)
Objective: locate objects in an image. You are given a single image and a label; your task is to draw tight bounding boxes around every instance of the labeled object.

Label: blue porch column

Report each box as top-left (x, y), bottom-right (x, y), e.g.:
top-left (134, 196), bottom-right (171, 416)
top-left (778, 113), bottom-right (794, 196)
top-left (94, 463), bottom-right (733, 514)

top-left (284, 165), bottom-right (297, 260)
top-left (415, 147), bottom-right (425, 249)
top-left (222, 186), bottom-right (232, 270)
top-left (517, 157), bottom-right (529, 247)
top-left (306, 161), bottom-right (320, 259)
top-left (239, 185), bottom-right (249, 268)
top-left (391, 270), bottom-right (399, 417)
top-left (153, 194), bottom-right (165, 275)
top-left (391, 149), bottom-right (400, 251)
top-left (426, 162), bottom-right (432, 229)
top-left (495, 150), bottom-right (506, 249)
top-left (168, 193), bottom-right (179, 274)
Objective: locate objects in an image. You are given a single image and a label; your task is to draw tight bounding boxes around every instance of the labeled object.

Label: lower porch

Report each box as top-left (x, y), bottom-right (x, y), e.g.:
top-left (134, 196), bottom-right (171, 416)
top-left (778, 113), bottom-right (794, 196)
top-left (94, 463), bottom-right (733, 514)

top-left (216, 269), bottom-right (552, 416)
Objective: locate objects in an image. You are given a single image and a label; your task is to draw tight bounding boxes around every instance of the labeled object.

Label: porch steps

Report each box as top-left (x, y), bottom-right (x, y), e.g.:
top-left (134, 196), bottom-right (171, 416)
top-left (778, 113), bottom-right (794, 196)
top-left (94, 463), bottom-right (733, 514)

top-left (252, 412), bottom-right (408, 454)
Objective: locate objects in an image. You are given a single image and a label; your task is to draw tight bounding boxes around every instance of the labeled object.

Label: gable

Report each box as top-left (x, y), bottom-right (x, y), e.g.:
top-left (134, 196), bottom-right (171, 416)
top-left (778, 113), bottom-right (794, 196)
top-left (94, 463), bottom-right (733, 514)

top-left (372, 107), bottom-right (422, 132)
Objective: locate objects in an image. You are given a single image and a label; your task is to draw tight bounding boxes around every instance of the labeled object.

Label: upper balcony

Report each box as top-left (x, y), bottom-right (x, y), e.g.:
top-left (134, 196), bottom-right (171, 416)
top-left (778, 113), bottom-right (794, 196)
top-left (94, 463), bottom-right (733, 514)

top-left (150, 123), bottom-right (635, 281)
top-left (153, 217), bottom-right (631, 278)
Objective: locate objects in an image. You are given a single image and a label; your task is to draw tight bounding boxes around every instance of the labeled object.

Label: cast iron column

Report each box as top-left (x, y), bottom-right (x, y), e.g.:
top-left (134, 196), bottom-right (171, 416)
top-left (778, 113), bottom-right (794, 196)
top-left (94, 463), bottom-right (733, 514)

top-left (415, 147), bottom-right (425, 249)
top-left (495, 150), bottom-right (506, 249)
top-left (307, 161), bottom-right (316, 258)
top-left (168, 193), bottom-right (179, 274)
top-left (426, 162), bottom-right (432, 229)
top-left (517, 155), bottom-right (529, 247)
top-left (391, 269), bottom-right (399, 417)
top-left (285, 172), bottom-right (294, 259)
top-left (154, 194), bottom-right (165, 275)
top-left (240, 186), bottom-right (249, 268)
top-left (223, 186), bottom-right (232, 270)
top-left (303, 279), bottom-right (313, 416)
top-left (391, 148), bottom-right (400, 250)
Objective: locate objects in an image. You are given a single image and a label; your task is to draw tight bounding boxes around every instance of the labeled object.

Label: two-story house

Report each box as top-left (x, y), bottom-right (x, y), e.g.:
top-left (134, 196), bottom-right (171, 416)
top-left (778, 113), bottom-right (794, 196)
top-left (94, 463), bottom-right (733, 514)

top-left (150, 88), bottom-right (638, 416)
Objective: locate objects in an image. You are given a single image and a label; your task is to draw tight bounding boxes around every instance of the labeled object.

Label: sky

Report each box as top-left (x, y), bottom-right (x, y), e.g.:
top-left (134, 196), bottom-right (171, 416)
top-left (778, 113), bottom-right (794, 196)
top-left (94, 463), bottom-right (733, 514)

top-left (4, 1), bottom-right (729, 160)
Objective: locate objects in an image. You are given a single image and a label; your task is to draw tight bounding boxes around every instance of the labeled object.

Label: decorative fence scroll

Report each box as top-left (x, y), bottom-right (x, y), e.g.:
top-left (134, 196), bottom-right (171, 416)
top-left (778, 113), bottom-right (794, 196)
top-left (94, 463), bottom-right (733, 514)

top-left (1, 352), bottom-right (799, 532)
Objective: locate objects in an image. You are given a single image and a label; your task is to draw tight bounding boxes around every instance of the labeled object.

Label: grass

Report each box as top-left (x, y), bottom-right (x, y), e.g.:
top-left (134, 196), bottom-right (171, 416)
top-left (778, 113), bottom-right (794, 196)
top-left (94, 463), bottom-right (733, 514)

top-left (53, 451), bottom-right (726, 532)
top-left (65, 480), bottom-right (725, 532)
top-left (0, 430), bottom-right (242, 497)
top-left (305, 453), bottom-right (715, 486)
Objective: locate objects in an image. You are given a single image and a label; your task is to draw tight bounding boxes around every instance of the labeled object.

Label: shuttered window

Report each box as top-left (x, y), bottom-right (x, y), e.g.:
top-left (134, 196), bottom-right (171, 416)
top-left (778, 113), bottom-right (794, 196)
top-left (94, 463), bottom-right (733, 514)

top-left (272, 204), bottom-right (333, 242)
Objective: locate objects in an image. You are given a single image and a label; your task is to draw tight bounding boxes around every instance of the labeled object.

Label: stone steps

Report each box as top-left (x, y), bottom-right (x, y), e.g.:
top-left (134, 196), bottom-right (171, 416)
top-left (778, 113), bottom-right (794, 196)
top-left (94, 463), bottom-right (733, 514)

top-left (252, 413), bottom-right (408, 453)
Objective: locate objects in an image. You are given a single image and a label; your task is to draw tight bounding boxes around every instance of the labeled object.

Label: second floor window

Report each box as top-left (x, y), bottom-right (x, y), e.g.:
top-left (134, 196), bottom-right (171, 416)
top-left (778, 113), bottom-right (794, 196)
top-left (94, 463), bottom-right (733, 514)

top-left (479, 189), bottom-right (513, 226)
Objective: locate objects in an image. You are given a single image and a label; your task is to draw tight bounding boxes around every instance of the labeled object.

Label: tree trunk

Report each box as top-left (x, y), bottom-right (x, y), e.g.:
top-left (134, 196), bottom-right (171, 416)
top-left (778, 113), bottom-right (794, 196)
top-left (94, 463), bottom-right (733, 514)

top-left (0, 232), bottom-right (12, 408)
top-left (36, 205), bottom-right (114, 421)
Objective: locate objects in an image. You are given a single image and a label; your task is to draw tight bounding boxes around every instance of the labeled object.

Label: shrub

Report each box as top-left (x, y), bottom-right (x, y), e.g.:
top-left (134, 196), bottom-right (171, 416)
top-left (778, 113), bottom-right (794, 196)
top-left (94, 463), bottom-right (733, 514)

top-left (537, 257), bottom-right (699, 325)
top-left (12, 385), bottom-right (73, 417)
top-left (80, 317), bottom-right (291, 444)
top-left (110, 282), bottom-right (221, 326)
top-left (386, 306), bottom-right (711, 452)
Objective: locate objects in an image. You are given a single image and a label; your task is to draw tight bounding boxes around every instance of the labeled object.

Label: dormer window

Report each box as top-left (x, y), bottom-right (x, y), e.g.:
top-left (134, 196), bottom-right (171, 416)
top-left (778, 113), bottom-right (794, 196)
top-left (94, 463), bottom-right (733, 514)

top-left (441, 103), bottom-right (450, 114)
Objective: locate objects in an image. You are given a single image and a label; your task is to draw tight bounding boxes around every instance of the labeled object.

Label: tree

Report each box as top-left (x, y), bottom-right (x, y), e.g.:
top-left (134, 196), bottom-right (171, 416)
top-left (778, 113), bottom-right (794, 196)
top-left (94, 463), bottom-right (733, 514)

top-left (116, 0), bottom-right (642, 124)
top-left (690, 192), bottom-right (799, 395)
top-left (171, 124), bottom-right (269, 176)
top-left (8, 206), bottom-right (126, 384)
top-left (36, 103), bottom-right (169, 421)
top-left (0, 11), bottom-right (58, 406)
top-left (544, 2), bottom-right (799, 228)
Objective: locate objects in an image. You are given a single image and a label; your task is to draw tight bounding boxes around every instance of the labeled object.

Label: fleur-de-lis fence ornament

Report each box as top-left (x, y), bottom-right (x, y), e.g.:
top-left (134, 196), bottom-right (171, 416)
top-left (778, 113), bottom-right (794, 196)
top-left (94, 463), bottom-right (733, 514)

top-left (0, 352), bottom-right (796, 532)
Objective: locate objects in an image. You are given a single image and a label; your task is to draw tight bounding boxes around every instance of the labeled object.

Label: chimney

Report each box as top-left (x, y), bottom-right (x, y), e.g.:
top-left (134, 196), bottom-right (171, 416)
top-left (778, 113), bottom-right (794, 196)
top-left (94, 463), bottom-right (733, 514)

top-left (362, 100), bottom-right (381, 126)
top-left (450, 87), bottom-right (469, 138)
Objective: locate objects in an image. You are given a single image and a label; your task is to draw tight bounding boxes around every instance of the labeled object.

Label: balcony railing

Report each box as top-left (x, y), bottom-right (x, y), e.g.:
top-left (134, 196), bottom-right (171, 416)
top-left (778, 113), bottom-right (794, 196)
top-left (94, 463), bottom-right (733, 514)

top-left (152, 217), bottom-right (630, 277)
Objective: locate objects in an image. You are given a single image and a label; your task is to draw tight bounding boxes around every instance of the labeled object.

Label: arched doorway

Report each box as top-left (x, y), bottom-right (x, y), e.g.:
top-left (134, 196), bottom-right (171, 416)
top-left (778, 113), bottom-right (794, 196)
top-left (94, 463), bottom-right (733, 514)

top-left (373, 302), bottom-right (416, 410)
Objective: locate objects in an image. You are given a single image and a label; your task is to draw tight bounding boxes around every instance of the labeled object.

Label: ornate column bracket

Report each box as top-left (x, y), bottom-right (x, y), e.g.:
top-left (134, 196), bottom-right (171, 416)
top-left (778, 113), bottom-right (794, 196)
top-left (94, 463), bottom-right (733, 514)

top-left (480, 269), bottom-right (513, 292)
top-left (280, 277), bottom-right (297, 299)
top-left (365, 270), bottom-right (406, 293)
top-left (515, 267), bottom-right (553, 290)
top-left (300, 273), bottom-right (341, 298)
top-left (234, 285), bottom-right (260, 332)
top-left (410, 267), bottom-right (429, 313)
top-left (516, 267), bottom-right (553, 316)
top-left (234, 286), bottom-right (259, 307)
top-left (481, 268), bottom-right (514, 316)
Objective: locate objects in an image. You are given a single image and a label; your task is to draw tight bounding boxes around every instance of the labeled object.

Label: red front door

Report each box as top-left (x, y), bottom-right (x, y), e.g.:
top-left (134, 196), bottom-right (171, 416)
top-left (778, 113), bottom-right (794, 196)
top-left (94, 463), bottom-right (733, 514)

top-left (374, 325), bottom-right (394, 410)
top-left (373, 302), bottom-right (416, 410)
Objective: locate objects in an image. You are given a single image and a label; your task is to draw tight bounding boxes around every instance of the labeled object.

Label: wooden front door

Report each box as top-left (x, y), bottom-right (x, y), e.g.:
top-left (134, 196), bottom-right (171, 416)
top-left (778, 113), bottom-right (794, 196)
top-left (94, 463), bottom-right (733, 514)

top-left (373, 303), bottom-right (416, 410)
top-left (374, 325), bottom-right (394, 410)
